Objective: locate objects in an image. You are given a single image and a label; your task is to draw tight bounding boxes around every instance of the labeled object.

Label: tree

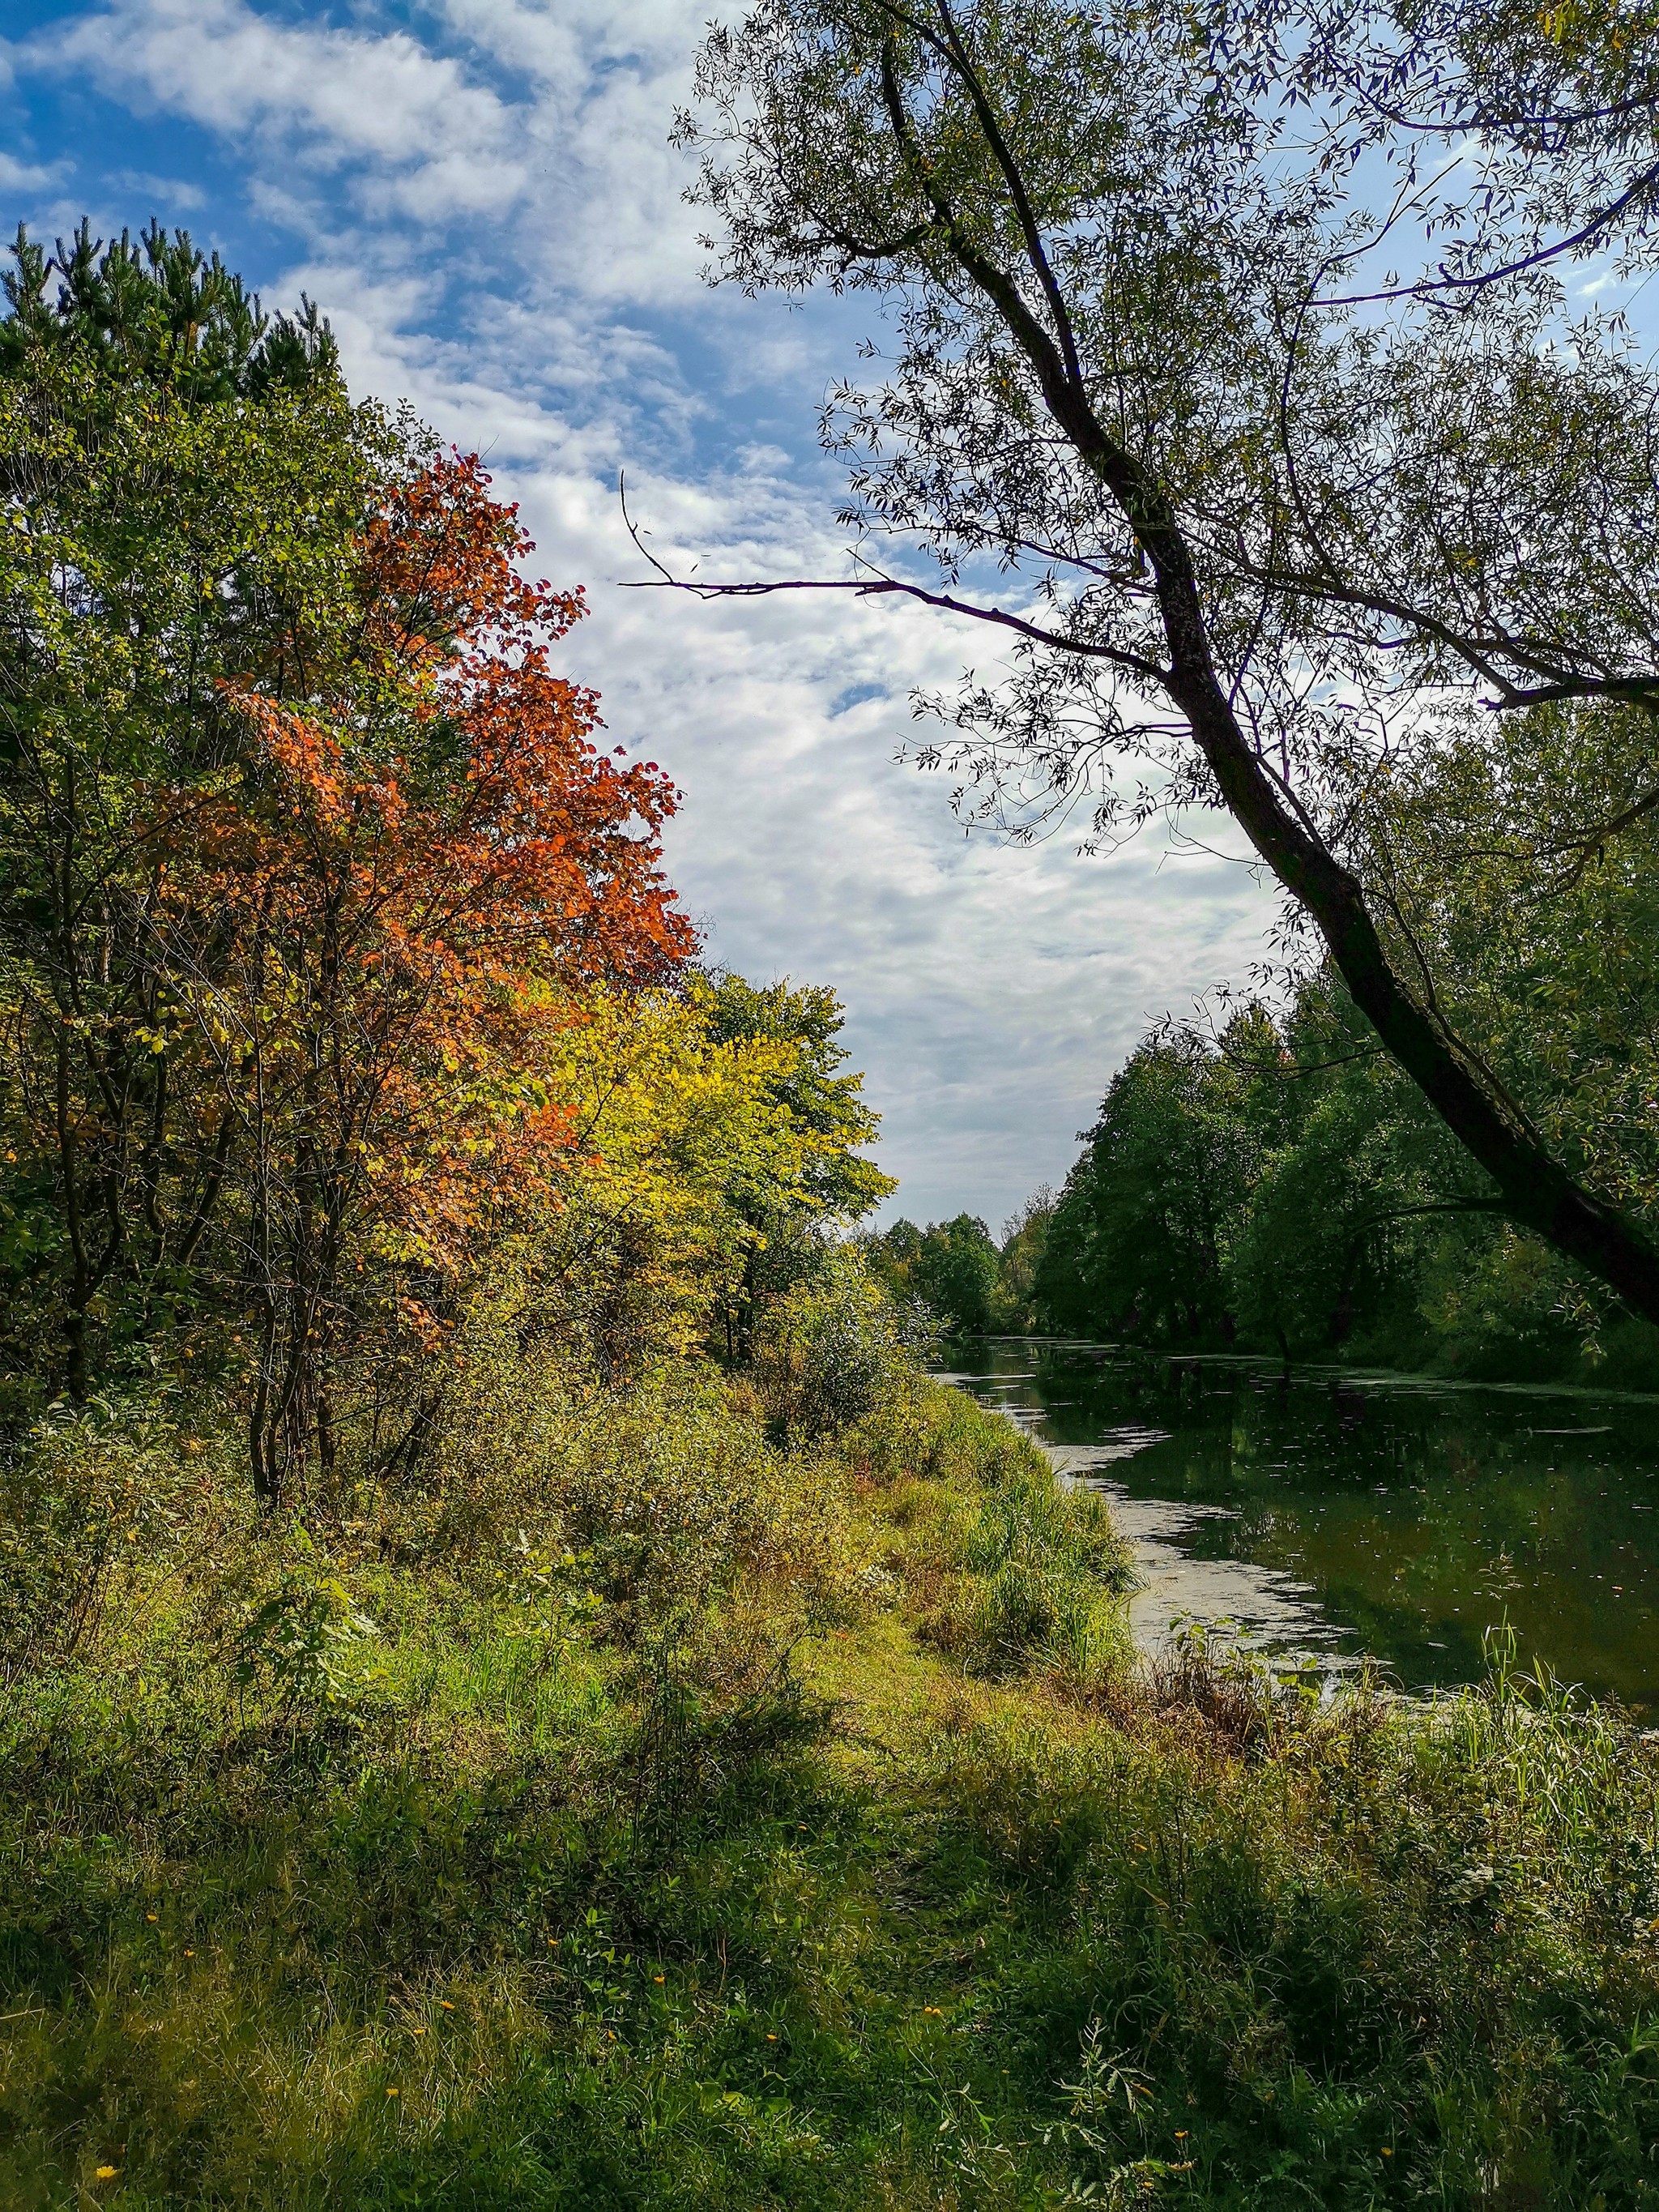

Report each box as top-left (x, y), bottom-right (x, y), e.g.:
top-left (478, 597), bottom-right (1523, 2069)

top-left (1027, 976), bottom-right (1579, 1365)
top-left (193, 451), bottom-right (693, 1498)
top-left (672, 0), bottom-right (1659, 1321)
top-left (994, 1184), bottom-right (1052, 1330)
top-left (700, 971), bottom-right (894, 1355)
top-left (0, 224), bottom-right (362, 1399)
top-left (872, 1210), bottom-right (999, 1333)
top-left (518, 972), bottom-right (894, 1377)
top-left (1035, 1040), bottom-right (1255, 1343)
top-left (0, 224), bottom-right (695, 1496)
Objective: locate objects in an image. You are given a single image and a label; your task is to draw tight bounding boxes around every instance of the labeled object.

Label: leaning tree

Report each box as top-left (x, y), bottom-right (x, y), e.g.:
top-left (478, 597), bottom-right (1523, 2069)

top-left (667, 0), bottom-right (1659, 1317)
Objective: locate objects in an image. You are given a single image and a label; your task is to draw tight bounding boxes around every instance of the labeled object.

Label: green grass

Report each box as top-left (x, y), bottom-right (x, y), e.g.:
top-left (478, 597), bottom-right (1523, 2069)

top-left (2, 1376), bottom-right (1657, 2207)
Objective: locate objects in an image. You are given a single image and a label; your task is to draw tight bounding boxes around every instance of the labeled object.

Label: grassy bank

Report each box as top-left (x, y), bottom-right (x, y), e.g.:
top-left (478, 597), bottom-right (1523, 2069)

top-left (2, 1373), bottom-right (1658, 2209)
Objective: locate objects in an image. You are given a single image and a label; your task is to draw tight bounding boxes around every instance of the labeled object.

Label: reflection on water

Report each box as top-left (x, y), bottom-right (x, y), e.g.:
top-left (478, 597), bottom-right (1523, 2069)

top-left (941, 1338), bottom-right (1659, 1708)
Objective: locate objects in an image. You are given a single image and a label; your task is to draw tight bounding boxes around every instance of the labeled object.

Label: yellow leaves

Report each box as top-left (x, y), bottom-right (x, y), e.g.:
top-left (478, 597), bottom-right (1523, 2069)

top-left (537, 985), bottom-right (830, 1352)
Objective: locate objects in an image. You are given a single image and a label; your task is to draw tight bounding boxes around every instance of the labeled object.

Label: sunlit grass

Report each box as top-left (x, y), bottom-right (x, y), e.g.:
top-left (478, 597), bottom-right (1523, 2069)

top-left (2, 1379), bottom-right (1657, 2206)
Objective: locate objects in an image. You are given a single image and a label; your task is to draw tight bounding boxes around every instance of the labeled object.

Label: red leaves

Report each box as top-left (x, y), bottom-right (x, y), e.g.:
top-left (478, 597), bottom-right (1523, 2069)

top-left (183, 445), bottom-right (695, 1275)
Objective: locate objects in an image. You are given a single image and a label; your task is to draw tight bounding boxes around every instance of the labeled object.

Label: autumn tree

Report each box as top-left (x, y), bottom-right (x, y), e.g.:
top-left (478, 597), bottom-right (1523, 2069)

top-left (700, 971), bottom-right (893, 1355)
top-left (672, 0), bottom-right (1659, 1322)
top-left (194, 453), bottom-right (692, 1499)
top-left (482, 971), bottom-right (893, 1386)
top-left (0, 225), bottom-right (694, 1497)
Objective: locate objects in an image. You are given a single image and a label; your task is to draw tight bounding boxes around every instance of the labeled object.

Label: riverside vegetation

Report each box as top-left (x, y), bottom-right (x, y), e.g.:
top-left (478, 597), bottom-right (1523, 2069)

top-left (6, 232), bottom-right (1659, 2212)
top-left (889, 956), bottom-right (1659, 1384)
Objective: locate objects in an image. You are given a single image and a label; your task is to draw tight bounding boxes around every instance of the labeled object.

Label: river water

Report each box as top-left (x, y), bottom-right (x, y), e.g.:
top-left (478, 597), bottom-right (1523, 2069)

top-left (940, 1338), bottom-right (1659, 1710)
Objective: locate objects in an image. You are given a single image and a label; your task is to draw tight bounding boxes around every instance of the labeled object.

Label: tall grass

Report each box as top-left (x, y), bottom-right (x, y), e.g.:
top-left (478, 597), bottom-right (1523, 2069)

top-left (1, 1345), bottom-right (1657, 2207)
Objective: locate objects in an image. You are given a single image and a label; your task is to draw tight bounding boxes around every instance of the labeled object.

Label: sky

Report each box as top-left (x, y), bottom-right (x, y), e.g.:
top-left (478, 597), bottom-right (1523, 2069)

top-left (0, 0), bottom-right (1279, 1231)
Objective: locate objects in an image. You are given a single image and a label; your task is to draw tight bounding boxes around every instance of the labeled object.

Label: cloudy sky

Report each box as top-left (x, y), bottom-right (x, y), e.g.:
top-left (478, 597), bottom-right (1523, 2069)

top-left (1, 0), bottom-right (1278, 1228)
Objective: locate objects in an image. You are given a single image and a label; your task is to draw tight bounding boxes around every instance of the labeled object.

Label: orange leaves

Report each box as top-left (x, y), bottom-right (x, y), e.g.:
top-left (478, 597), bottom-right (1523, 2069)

top-left (172, 440), bottom-right (695, 1328)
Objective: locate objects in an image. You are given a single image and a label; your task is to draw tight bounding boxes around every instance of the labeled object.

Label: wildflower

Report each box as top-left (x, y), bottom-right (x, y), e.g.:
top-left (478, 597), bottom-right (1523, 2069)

top-left (923, 2005), bottom-right (942, 2017)
top-left (96, 2168), bottom-right (119, 2181)
top-left (386, 2087), bottom-right (399, 2099)
top-left (1381, 2147), bottom-right (1392, 2158)
top-left (145, 1914), bottom-right (157, 1924)
top-left (766, 2034), bottom-right (777, 2041)
top-left (410, 2026), bottom-right (426, 2037)
top-left (182, 1948), bottom-right (194, 1958)
top-left (440, 2001), bottom-right (454, 2011)
top-left (653, 1975), bottom-right (665, 1984)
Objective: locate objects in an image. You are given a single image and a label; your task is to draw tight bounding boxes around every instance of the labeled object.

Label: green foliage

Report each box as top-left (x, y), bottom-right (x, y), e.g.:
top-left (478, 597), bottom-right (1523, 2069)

top-left (0, 225), bottom-right (389, 1403)
top-left (1363, 698), bottom-right (1659, 1226)
top-left (752, 1245), bottom-right (932, 1441)
top-left (992, 1185), bottom-right (1054, 1332)
top-left (868, 1211), bottom-right (1000, 1335)
top-left (698, 971), bottom-right (896, 1359)
top-left (0, 1394), bottom-right (208, 1678)
top-left (1035, 1031), bottom-right (1259, 1346)
top-left (1, 218), bottom-right (339, 397)
top-left (1023, 945), bottom-right (1659, 1375)
top-left (232, 1539), bottom-right (388, 1721)
top-left (702, 971), bottom-right (893, 1225)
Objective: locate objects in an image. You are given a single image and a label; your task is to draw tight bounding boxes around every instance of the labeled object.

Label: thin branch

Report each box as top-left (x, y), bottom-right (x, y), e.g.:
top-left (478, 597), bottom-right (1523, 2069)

top-left (1312, 158), bottom-right (1659, 309)
top-left (617, 474), bottom-right (1169, 681)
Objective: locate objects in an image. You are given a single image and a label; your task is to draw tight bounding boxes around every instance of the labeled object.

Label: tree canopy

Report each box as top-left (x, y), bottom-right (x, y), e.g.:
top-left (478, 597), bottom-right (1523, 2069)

top-left (674, 0), bottom-right (1659, 1323)
top-left (0, 221), bottom-right (895, 1497)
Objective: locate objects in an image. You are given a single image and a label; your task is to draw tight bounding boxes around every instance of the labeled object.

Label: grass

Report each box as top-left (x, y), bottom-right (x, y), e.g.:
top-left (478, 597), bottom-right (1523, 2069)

top-left (2, 1370), bottom-right (1657, 2208)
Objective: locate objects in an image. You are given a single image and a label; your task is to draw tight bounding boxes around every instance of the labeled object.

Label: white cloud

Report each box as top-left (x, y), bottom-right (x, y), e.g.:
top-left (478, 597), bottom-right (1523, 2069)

top-left (35, 0), bottom-right (529, 220)
top-left (0, 150), bottom-right (65, 194)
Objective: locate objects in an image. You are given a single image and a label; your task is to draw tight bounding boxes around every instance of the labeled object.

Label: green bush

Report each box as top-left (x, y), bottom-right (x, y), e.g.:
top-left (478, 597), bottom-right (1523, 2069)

top-left (752, 1249), bottom-right (931, 1441)
top-left (0, 1395), bottom-right (215, 1679)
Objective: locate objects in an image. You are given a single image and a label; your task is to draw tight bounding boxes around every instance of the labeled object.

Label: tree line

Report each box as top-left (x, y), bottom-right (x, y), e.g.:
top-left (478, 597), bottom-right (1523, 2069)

top-left (885, 902), bottom-right (1659, 1379)
top-left (0, 221), bottom-right (892, 1500)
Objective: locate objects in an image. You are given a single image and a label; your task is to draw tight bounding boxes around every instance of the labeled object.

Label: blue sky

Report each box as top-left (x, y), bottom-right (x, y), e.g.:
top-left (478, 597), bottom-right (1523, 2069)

top-left (0, 0), bottom-right (1277, 1229)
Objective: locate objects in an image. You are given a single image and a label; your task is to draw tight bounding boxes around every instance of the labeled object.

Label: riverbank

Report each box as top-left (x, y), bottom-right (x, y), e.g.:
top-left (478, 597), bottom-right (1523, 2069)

top-left (951, 1336), bottom-right (1659, 1710)
top-left (3, 1372), bottom-right (1658, 2207)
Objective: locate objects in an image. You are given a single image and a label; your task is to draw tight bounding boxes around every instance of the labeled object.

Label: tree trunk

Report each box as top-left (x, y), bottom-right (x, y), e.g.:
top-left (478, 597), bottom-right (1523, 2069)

top-left (946, 224), bottom-right (1659, 1327)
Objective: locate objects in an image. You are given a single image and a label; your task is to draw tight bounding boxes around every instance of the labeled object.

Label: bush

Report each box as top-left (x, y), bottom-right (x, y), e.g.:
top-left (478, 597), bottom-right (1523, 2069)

top-left (848, 1375), bottom-right (1135, 1685)
top-left (0, 1395), bottom-right (215, 1679)
top-left (752, 1249), bottom-right (932, 1441)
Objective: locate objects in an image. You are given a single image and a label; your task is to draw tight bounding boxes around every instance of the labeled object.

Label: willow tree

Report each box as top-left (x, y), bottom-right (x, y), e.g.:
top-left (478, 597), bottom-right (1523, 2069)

top-left (672, 0), bottom-right (1659, 1318)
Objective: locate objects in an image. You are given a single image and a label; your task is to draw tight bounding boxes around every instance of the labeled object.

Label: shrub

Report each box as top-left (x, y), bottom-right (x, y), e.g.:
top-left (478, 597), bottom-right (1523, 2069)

top-left (0, 1395), bottom-right (211, 1679)
top-left (752, 1249), bottom-right (932, 1441)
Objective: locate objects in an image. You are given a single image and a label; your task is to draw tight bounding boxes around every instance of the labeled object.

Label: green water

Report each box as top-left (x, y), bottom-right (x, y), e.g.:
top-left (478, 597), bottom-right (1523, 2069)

top-left (946, 1338), bottom-right (1659, 1709)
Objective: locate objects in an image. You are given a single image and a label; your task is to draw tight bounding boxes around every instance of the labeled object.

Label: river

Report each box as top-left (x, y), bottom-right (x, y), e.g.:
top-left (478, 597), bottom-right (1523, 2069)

top-left (940, 1337), bottom-right (1659, 1709)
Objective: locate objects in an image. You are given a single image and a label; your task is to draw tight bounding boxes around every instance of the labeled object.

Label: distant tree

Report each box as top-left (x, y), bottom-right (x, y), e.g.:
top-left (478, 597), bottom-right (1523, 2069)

top-left (1035, 1041), bottom-right (1254, 1343)
top-left (872, 1211), bottom-right (1001, 1335)
top-left (994, 1185), bottom-right (1053, 1332)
